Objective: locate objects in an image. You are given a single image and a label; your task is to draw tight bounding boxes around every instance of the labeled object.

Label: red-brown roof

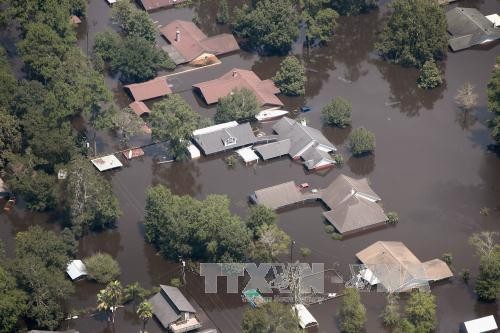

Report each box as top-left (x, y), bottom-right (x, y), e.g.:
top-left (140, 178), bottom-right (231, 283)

top-left (160, 20), bottom-right (239, 62)
top-left (129, 101), bottom-right (150, 117)
top-left (70, 15), bottom-right (81, 24)
top-left (138, 0), bottom-right (187, 11)
top-left (123, 148), bottom-right (145, 160)
top-left (125, 77), bottom-right (172, 101)
top-left (192, 68), bottom-right (283, 106)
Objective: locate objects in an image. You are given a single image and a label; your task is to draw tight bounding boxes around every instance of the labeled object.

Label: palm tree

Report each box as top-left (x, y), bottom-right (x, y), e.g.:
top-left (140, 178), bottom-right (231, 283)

top-left (97, 280), bottom-right (123, 324)
top-left (124, 281), bottom-right (145, 308)
top-left (137, 300), bottom-right (153, 333)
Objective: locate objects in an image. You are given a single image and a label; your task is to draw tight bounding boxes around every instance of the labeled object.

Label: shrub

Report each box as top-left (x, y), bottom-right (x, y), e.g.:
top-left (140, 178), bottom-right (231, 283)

top-left (417, 60), bottom-right (442, 89)
top-left (322, 97), bottom-right (352, 127)
top-left (170, 277), bottom-right (182, 288)
top-left (331, 232), bottom-right (343, 240)
top-left (349, 127), bottom-right (375, 156)
top-left (300, 247), bottom-right (311, 257)
top-left (461, 269), bottom-right (470, 283)
top-left (334, 154), bottom-right (344, 166)
top-left (441, 253), bottom-right (453, 265)
top-left (324, 225), bottom-right (335, 234)
top-left (386, 212), bottom-right (399, 225)
top-left (84, 252), bottom-right (120, 284)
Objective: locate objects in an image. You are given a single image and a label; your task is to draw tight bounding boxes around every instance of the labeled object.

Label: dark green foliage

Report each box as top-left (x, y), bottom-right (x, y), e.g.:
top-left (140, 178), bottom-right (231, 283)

top-left (322, 97), bottom-right (352, 127)
top-left (417, 60), bottom-right (442, 89)
top-left (0, 47), bottom-right (17, 108)
top-left (64, 156), bottom-right (121, 236)
top-left (475, 251), bottom-right (500, 302)
top-left (111, 0), bottom-right (156, 43)
top-left (331, 0), bottom-right (377, 16)
top-left (0, 108), bottom-right (22, 161)
top-left (216, 0), bottom-right (230, 24)
top-left (84, 252), bottom-right (121, 284)
top-left (233, 0), bottom-right (300, 54)
top-left (94, 30), bottom-right (122, 62)
top-left (144, 185), bottom-right (253, 262)
top-left (487, 57), bottom-right (500, 143)
top-left (214, 88), bottom-right (260, 123)
top-left (303, 2), bottom-right (339, 45)
top-left (247, 205), bottom-right (277, 238)
top-left (274, 56), bottom-right (307, 96)
top-left (0, 264), bottom-right (28, 333)
top-left (386, 211), bottom-right (399, 224)
top-left (376, 0), bottom-right (447, 68)
top-left (253, 224), bottom-right (290, 261)
top-left (349, 127), bottom-right (375, 156)
top-left (441, 253), bottom-right (453, 265)
top-left (242, 301), bottom-right (302, 333)
top-left (404, 291), bottom-right (436, 332)
top-left (13, 227), bottom-right (74, 329)
top-left (381, 293), bottom-right (400, 327)
top-left (149, 95), bottom-right (202, 159)
top-left (338, 288), bottom-right (366, 333)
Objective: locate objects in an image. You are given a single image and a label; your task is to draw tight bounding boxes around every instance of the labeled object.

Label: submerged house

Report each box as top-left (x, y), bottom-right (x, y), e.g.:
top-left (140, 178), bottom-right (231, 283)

top-left (251, 174), bottom-right (387, 235)
top-left (192, 68), bottom-right (283, 107)
top-left (149, 285), bottom-right (201, 333)
top-left (124, 77), bottom-right (172, 102)
top-left (138, 0), bottom-right (187, 11)
top-left (192, 122), bottom-right (258, 155)
top-left (253, 117), bottom-right (336, 170)
top-left (356, 241), bottom-right (454, 292)
top-left (446, 7), bottom-right (500, 51)
top-left (66, 260), bottom-right (87, 281)
top-left (160, 20), bottom-right (240, 65)
top-left (461, 315), bottom-right (498, 333)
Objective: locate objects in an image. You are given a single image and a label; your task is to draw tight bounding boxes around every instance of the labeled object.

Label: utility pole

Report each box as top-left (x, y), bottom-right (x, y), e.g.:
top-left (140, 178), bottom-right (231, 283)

top-left (180, 258), bottom-right (186, 286)
top-left (290, 240), bottom-right (296, 262)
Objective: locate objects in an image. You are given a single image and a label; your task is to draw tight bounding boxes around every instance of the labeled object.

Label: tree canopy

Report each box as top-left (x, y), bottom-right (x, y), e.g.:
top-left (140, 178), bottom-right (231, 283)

top-left (331, 0), bottom-right (377, 16)
top-left (0, 264), bottom-right (27, 333)
top-left (338, 288), bottom-right (366, 333)
top-left (403, 291), bottom-right (436, 332)
top-left (246, 204), bottom-right (277, 238)
top-left (487, 57), bottom-right (500, 144)
top-left (302, 1), bottom-right (339, 45)
top-left (242, 301), bottom-right (301, 333)
top-left (322, 96), bottom-right (352, 127)
top-left (469, 231), bottom-right (500, 302)
top-left (214, 88), bottom-right (260, 123)
top-left (149, 94), bottom-right (202, 159)
top-left (111, 0), bottom-right (156, 43)
top-left (417, 60), bottom-right (442, 89)
top-left (233, 0), bottom-right (300, 54)
top-left (376, 0), bottom-right (447, 68)
top-left (84, 252), bottom-right (121, 284)
top-left (274, 56), bottom-right (307, 96)
top-left (144, 185), bottom-right (254, 262)
top-left (349, 127), bottom-right (376, 156)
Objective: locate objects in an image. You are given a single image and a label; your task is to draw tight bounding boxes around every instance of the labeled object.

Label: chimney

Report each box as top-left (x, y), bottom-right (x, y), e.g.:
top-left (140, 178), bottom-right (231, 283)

top-left (175, 28), bottom-right (180, 42)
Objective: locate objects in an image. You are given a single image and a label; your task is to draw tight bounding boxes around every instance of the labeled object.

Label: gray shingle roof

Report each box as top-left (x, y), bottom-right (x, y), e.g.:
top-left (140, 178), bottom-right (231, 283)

top-left (160, 285), bottom-right (196, 313)
top-left (253, 139), bottom-right (291, 160)
top-left (193, 123), bottom-right (257, 155)
top-left (302, 146), bottom-right (334, 170)
top-left (149, 285), bottom-right (196, 328)
top-left (446, 7), bottom-right (500, 51)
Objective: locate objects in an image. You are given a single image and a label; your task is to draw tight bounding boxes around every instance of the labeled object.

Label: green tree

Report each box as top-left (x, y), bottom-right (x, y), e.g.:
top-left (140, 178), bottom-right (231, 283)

top-left (0, 47), bottom-right (17, 109)
top-left (338, 288), bottom-right (366, 333)
top-left (233, 0), bottom-right (300, 54)
top-left (137, 300), bottom-right (153, 332)
top-left (214, 88), bottom-right (259, 123)
top-left (247, 205), bottom-right (277, 238)
top-left (0, 109), bottom-right (22, 160)
top-left (469, 231), bottom-right (500, 302)
top-left (273, 56), bottom-right (307, 96)
top-left (144, 185), bottom-right (253, 262)
top-left (376, 0), bottom-right (447, 68)
top-left (381, 293), bottom-right (400, 327)
top-left (124, 282), bottom-right (147, 305)
top-left (111, 0), bottom-right (156, 43)
top-left (0, 265), bottom-right (28, 333)
top-left (110, 107), bottom-right (143, 143)
top-left (84, 252), bottom-right (121, 284)
top-left (487, 57), bottom-right (500, 143)
top-left (303, 7), bottom-right (339, 45)
top-left (242, 301), bottom-right (301, 333)
top-left (64, 156), bottom-right (121, 236)
top-left (150, 94), bottom-right (201, 159)
top-left (254, 224), bottom-right (290, 261)
top-left (322, 97), bottom-right (352, 127)
top-left (97, 280), bottom-right (123, 324)
top-left (13, 226), bottom-right (74, 329)
top-left (94, 30), bottom-right (122, 62)
top-left (417, 60), bottom-right (442, 89)
top-left (349, 127), bottom-right (375, 156)
top-left (216, 0), bottom-right (230, 24)
top-left (404, 291), bottom-right (436, 332)
top-left (331, 0), bottom-right (377, 16)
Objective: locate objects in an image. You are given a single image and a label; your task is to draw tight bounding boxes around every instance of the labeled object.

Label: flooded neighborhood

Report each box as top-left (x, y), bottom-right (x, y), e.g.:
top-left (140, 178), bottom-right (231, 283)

top-left (0, 0), bottom-right (499, 332)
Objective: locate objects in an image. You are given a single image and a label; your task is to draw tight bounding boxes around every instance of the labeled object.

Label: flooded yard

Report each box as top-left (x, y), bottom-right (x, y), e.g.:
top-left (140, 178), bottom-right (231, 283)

top-left (1, 0), bottom-right (499, 332)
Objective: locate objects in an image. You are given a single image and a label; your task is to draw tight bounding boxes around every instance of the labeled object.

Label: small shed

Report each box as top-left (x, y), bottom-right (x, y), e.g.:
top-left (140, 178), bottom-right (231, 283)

top-left (66, 260), bottom-right (87, 280)
top-left (91, 155), bottom-right (123, 172)
top-left (292, 304), bottom-right (318, 329)
top-left (123, 148), bottom-right (145, 160)
top-left (237, 147), bottom-right (259, 164)
top-left (187, 144), bottom-right (201, 159)
top-left (129, 101), bottom-right (150, 117)
top-left (462, 315), bottom-right (498, 333)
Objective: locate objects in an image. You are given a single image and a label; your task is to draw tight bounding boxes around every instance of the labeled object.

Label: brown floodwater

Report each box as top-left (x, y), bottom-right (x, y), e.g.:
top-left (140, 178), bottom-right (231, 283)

top-left (1, 0), bottom-right (500, 332)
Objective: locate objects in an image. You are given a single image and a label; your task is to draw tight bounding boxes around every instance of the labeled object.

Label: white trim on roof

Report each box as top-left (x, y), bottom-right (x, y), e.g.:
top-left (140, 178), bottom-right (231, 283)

top-left (193, 121), bottom-right (238, 136)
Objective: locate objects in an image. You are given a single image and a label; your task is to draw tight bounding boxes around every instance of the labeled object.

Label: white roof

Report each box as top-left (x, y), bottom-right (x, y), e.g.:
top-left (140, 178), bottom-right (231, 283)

top-left (187, 144), bottom-right (201, 159)
top-left (486, 14), bottom-right (500, 27)
top-left (237, 147), bottom-right (259, 163)
top-left (0, 177), bottom-right (7, 192)
top-left (193, 121), bottom-right (238, 136)
top-left (91, 155), bottom-right (123, 172)
top-left (292, 304), bottom-right (318, 329)
top-left (66, 260), bottom-right (87, 280)
top-left (359, 268), bottom-right (380, 285)
top-left (464, 315), bottom-right (498, 333)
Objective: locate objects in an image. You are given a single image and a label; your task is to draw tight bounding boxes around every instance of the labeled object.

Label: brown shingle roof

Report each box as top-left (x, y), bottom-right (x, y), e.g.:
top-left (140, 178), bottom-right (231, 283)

top-left (193, 68), bottom-right (283, 106)
top-left (125, 77), bottom-right (172, 101)
top-left (129, 101), bottom-right (150, 116)
top-left (160, 20), bottom-right (239, 63)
